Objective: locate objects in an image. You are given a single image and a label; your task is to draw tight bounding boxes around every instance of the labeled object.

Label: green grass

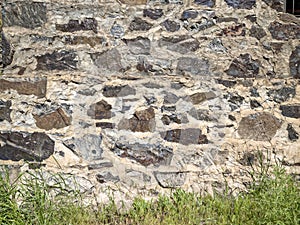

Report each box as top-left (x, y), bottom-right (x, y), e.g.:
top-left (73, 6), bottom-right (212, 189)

top-left (0, 165), bottom-right (299, 225)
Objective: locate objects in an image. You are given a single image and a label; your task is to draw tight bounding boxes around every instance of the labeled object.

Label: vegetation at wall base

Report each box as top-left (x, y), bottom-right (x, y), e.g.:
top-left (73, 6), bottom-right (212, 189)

top-left (0, 165), bottom-right (299, 225)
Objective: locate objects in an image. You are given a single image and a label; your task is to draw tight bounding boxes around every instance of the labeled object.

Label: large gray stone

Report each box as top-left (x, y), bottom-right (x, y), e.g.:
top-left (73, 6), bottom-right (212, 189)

top-left (224, 0), bottom-right (256, 9)
top-left (154, 171), bottom-right (186, 188)
top-left (123, 37), bottom-right (151, 55)
top-left (177, 57), bottom-right (210, 75)
top-left (290, 46), bottom-right (300, 79)
top-left (226, 54), bottom-right (260, 78)
top-left (280, 105), bottom-right (300, 118)
top-left (161, 128), bottom-right (208, 145)
top-left (56, 18), bottom-right (97, 33)
top-left (269, 22), bottom-right (300, 41)
top-left (91, 49), bottom-right (123, 72)
top-left (159, 36), bottom-right (200, 54)
top-left (102, 85), bottom-right (136, 97)
top-left (87, 100), bottom-right (114, 119)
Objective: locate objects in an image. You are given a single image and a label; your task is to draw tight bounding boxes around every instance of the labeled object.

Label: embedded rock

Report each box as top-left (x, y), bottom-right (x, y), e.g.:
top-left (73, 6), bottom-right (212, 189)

top-left (87, 100), bottom-right (114, 119)
top-left (159, 36), bottom-right (200, 54)
top-left (261, 0), bottom-right (284, 11)
top-left (36, 50), bottom-right (77, 70)
top-left (162, 19), bottom-right (180, 32)
top-left (0, 132), bottom-right (54, 161)
top-left (267, 86), bottom-right (296, 103)
top-left (249, 25), bottom-right (267, 40)
top-left (194, 0), bottom-right (215, 7)
top-left (224, 0), bottom-right (256, 9)
top-left (96, 172), bottom-right (120, 183)
top-left (269, 22), bottom-right (300, 41)
top-left (65, 36), bottom-right (105, 47)
top-left (34, 108), bottom-right (71, 130)
top-left (189, 108), bottom-right (216, 121)
top-left (287, 124), bottom-right (299, 141)
top-left (163, 92), bottom-right (180, 104)
top-left (56, 18), bottom-right (97, 33)
top-left (123, 37), bottom-right (151, 55)
top-left (0, 100), bottom-right (12, 122)
top-left (129, 17), bottom-right (153, 31)
top-left (280, 105), bottom-right (300, 118)
top-left (154, 171), bottom-right (186, 188)
top-left (238, 112), bottom-right (281, 141)
top-left (143, 9), bottom-right (164, 20)
top-left (290, 46), bottom-right (300, 79)
top-left (161, 128), bottom-right (208, 145)
top-left (2, 34), bottom-right (14, 67)
top-left (119, 0), bottom-right (147, 5)
top-left (102, 85), bottom-right (136, 97)
top-left (177, 57), bottom-right (210, 75)
top-left (189, 92), bottom-right (216, 105)
top-left (226, 54), bottom-right (260, 78)
top-left (91, 49), bottom-right (123, 72)
top-left (181, 10), bottom-right (198, 20)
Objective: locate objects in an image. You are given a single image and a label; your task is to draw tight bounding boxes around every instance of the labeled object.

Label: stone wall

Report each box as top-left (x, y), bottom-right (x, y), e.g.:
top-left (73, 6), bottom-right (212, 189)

top-left (1, 0), bottom-right (299, 202)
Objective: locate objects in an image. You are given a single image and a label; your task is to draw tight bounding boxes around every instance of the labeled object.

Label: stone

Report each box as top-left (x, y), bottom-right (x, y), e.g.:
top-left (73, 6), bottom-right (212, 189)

top-left (36, 50), bottom-right (77, 71)
top-left (189, 108), bottom-right (216, 121)
top-left (162, 19), bottom-right (180, 32)
top-left (96, 122), bottom-right (115, 129)
top-left (267, 86), bottom-right (296, 103)
top-left (158, 36), bottom-right (200, 54)
top-left (112, 141), bottom-right (173, 166)
top-left (78, 88), bottom-right (97, 96)
top-left (280, 105), bottom-right (300, 118)
top-left (262, 0), bottom-right (284, 11)
top-left (163, 92), bottom-right (180, 104)
top-left (250, 100), bottom-right (262, 109)
top-left (220, 24), bottom-right (246, 37)
top-left (209, 38), bottom-right (227, 53)
top-left (56, 18), bottom-right (98, 33)
top-left (181, 10), bottom-right (198, 20)
top-left (287, 124), bottom-right (299, 141)
top-left (189, 92), bottom-right (216, 104)
top-left (216, 79), bottom-right (236, 87)
top-left (126, 170), bottom-right (151, 182)
top-left (111, 23), bottom-right (125, 39)
top-left (102, 85), bottom-right (136, 97)
top-left (88, 160), bottom-right (113, 170)
top-left (87, 100), bottom-right (114, 119)
top-left (154, 171), bottom-right (186, 188)
top-left (118, 108), bottom-right (156, 132)
top-left (161, 128), bottom-right (208, 145)
top-left (144, 96), bottom-right (157, 105)
top-left (194, 0), bottom-right (215, 7)
top-left (224, 0), bottom-right (256, 9)
top-left (161, 105), bottom-right (176, 112)
top-left (123, 37), bottom-right (151, 55)
top-left (237, 112), bottom-right (281, 141)
top-left (96, 172), bottom-right (120, 183)
top-left (161, 114), bottom-right (188, 125)
top-left (65, 36), bottom-right (105, 47)
top-left (34, 108), bottom-right (71, 130)
top-left (228, 94), bottom-right (244, 107)
top-left (119, 0), bottom-right (147, 5)
top-left (0, 100), bottom-right (12, 122)
top-left (239, 152), bottom-right (255, 166)
top-left (0, 132), bottom-right (54, 161)
top-left (143, 9), bottom-right (164, 20)
top-left (249, 25), bottom-right (267, 40)
top-left (3, 2), bottom-right (47, 28)
top-left (143, 82), bottom-right (163, 89)
top-left (216, 17), bottom-right (239, 23)
top-left (226, 53), bottom-right (260, 78)
top-left (185, 18), bottom-right (215, 32)
top-left (0, 78), bottom-right (47, 98)
top-left (269, 22), bottom-right (300, 41)
top-left (2, 34), bottom-right (14, 67)
top-left (129, 17), bottom-right (153, 31)
top-left (91, 49), bottom-right (123, 72)
top-left (290, 46), bottom-right (300, 79)
top-left (177, 57), bottom-right (210, 75)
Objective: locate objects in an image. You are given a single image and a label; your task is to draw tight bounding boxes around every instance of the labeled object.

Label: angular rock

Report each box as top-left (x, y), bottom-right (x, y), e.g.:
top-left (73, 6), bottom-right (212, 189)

top-left (119, 0), bottom-right (147, 5)
top-left (36, 50), bottom-right (77, 70)
top-left (34, 108), bottom-right (71, 130)
top-left (220, 24), bottom-right (246, 37)
top-left (250, 100), bottom-right (262, 109)
top-left (267, 86), bottom-right (296, 103)
top-left (185, 19), bottom-right (215, 32)
top-left (78, 88), bottom-right (97, 96)
top-left (118, 108), bottom-right (156, 132)
top-left (161, 105), bottom-right (176, 112)
top-left (161, 114), bottom-right (188, 125)
top-left (110, 23), bottom-right (125, 39)
top-left (189, 92), bottom-right (216, 104)
top-left (129, 17), bottom-right (153, 31)
top-left (269, 22), bottom-right (300, 41)
top-left (126, 170), bottom-right (151, 182)
top-left (280, 105), bottom-right (300, 118)
top-left (287, 124), bottom-right (299, 141)
top-left (290, 46), bottom-right (300, 79)
top-left (226, 53), bottom-right (260, 78)
top-left (159, 36), bottom-right (200, 54)
top-left (194, 0), bottom-right (215, 7)
top-left (2, 34), bottom-right (14, 67)
top-left (163, 92), bottom-right (180, 104)
top-left (189, 108), bottom-right (216, 121)
top-left (0, 132), bottom-right (54, 161)
top-left (91, 49), bottom-right (123, 72)
top-left (88, 160), bottom-right (113, 170)
top-left (216, 79), bottom-right (236, 87)
top-left (56, 18), bottom-right (97, 33)
top-left (0, 78), bottom-right (47, 98)
top-left (224, 0), bottom-right (256, 9)
top-left (112, 141), bottom-right (173, 166)
top-left (143, 9), bottom-right (164, 20)
top-left (249, 25), bottom-right (267, 40)
top-left (262, 0), bottom-right (284, 12)
top-left (154, 171), bottom-right (186, 188)
top-left (0, 100), bottom-right (12, 122)
top-left (96, 122), bottom-right (115, 129)
top-left (177, 57), bottom-right (210, 75)
top-left (161, 128), bottom-right (208, 145)
top-left (209, 38), bottom-right (227, 53)
top-left (102, 85), bottom-right (136, 97)
top-left (3, 2), bottom-right (47, 28)
top-left (162, 19), bottom-right (180, 32)
top-left (96, 172), bottom-right (120, 183)
top-left (87, 100), bottom-right (114, 119)
top-left (123, 37), bottom-right (151, 55)
top-left (181, 10), bottom-right (198, 20)
top-left (143, 82), bottom-right (163, 89)
top-left (65, 36), bottom-right (105, 47)
top-left (238, 112), bottom-right (281, 141)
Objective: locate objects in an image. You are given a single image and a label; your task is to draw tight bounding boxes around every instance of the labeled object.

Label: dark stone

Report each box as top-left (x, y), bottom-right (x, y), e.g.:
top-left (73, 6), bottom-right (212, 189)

top-left (118, 108), bottom-right (156, 132)
top-left (158, 36), bottom-right (200, 54)
top-left (65, 36), bottom-right (105, 47)
top-left (96, 122), bottom-right (115, 129)
top-left (239, 152), bottom-right (255, 166)
top-left (267, 86), bottom-right (296, 103)
top-left (163, 92), bottom-right (180, 104)
top-left (181, 10), bottom-right (198, 20)
top-left (102, 85), bottom-right (136, 97)
top-left (143, 82), bottom-right (163, 89)
top-left (88, 160), bottom-right (113, 170)
top-left (144, 96), bottom-right (158, 105)
top-left (269, 22), bottom-right (300, 41)
top-left (161, 105), bottom-right (176, 112)
top-left (189, 108), bottom-right (216, 121)
top-left (96, 172), bottom-right (120, 183)
top-left (177, 57), bottom-right (210, 75)
top-left (91, 49), bottom-right (123, 72)
top-left (161, 114), bottom-right (188, 125)
top-left (250, 100), bottom-right (262, 109)
top-left (224, 0), bottom-right (256, 9)
top-left (208, 38), bottom-right (227, 53)
top-left (87, 100), bottom-right (114, 119)
top-left (0, 77), bottom-right (47, 98)
top-left (216, 17), bottom-right (239, 23)
top-left (143, 9), bottom-right (164, 20)
top-left (34, 108), bottom-right (71, 130)
top-left (171, 82), bottom-right (184, 89)
top-left (123, 37), bottom-right (151, 55)
top-left (228, 115), bottom-right (236, 121)
top-left (110, 23), bottom-right (125, 39)
top-left (56, 18), bottom-right (97, 33)
top-left (220, 24), bottom-right (246, 37)
top-left (162, 19), bottom-right (180, 32)
top-left (228, 94), bottom-right (244, 106)
top-left (287, 124), bottom-right (299, 141)
top-left (2, 34), bottom-right (14, 67)
top-left (216, 79), bottom-right (236, 87)
top-left (226, 53), bottom-right (260, 78)
top-left (238, 112), bottom-right (281, 141)
top-left (78, 88), bottom-right (97, 96)
top-left (36, 50), bottom-right (77, 70)
top-left (154, 171), bottom-right (186, 188)
top-left (112, 141), bottom-right (173, 166)
top-left (0, 100), bottom-right (12, 122)
top-left (280, 105), bottom-right (300, 118)
top-left (136, 59), bottom-right (154, 73)
top-left (250, 25), bottom-right (267, 40)
top-left (161, 128), bottom-right (208, 145)
top-left (290, 46), bottom-right (300, 79)
top-left (3, 2), bottom-right (47, 28)
top-left (245, 15), bottom-right (257, 22)
top-left (189, 92), bottom-right (216, 105)
top-left (185, 19), bottom-right (215, 32)
top-left (129, 17), bottom-right (153, 31)
top-left (250, 88), bottom-right (260, 97)
top-left (194, 0), bottom-right (215, 7)
top-left (261, 0), bottom-right (284, 11)
top-left (0, 132), bottom-right (54, 161)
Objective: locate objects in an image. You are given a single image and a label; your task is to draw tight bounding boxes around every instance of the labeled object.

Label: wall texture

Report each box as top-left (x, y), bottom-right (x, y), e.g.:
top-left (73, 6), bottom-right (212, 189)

top-left (1, 0), bottom-right (300, 202)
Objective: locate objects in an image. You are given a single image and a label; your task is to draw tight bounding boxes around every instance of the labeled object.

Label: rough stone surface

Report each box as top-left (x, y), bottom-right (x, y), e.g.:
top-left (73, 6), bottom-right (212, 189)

top-left (87, 100), bottom-right (114, 119)
top-left (129, 17), bottom-right (153, 31)
top-left (34, 108), bottom-right (71, 130)
top-left (91, 49), bottom-right (123, 73)
top-left (194, 0), bottom-right (215, 7)
top-left (124, 37), bottom-right (151, 55)
top-left (2, 34), bottom-right (14, 68)
top-left (269, 22), bottom-right (300, 41)
top-left (177, 57), bottom-right (210, 75)
top-left (287, 124), bottom-right (299, 141)
top-left (290, 46), bottom-right (300, 79)
top-left (143, 9), bottom-right (164, 20)
top-left (159, 36), bottom-right (200, 54)
top-left (0, 100), bottom-right (12, 122)
top-left (161, 128), bottom-right (208, 145)
top-left (280, 105), bottom-right (300, 118)
top-left (103, 85), bottom-right (136, 97)
top-left (96, 172), bottom-right (120, 183)
top-left (154, 171), bottom-right (186, 188)
top-left (224, 0), bottom-right (256, 9)
top-left (56, 18), bottom-right (98, 33)
top-left (226, 54), bottom-right (260, 78)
